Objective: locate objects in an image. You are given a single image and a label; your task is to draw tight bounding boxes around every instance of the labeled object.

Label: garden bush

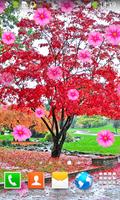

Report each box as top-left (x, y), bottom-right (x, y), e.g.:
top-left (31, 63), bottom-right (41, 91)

top-left (45, 132), bottom-right (53, 142)
top-left (45, 132), bottom-right (74, 143)
top-left (1, 140), bottom-right (11, 146)
top-left (76, 115), bottom-right (108, 128)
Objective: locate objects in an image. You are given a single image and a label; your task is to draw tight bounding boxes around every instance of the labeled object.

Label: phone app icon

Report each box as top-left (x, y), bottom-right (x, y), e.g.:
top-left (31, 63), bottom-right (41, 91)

top-left (52, 172), bottom-right (68, 189)
top-left (4, 172), bottom-right (21, 189)
top-left (28, 172), bottom-right (44, 189)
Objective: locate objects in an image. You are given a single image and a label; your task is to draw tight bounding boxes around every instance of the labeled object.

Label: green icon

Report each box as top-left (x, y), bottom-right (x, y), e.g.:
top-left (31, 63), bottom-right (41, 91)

top-left (4, 172), bottom-right (21, 189)
top-left (92, 1), bottom-right (99, 9)
top-left (12, 0), bottom-right (20, 9)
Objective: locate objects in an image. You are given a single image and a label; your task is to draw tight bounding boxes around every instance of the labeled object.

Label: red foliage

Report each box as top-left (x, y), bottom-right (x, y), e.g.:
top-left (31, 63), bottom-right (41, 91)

top-left (0, 3), bottom-right (120, 153)
top-left (0, 108), bottom-right (48, 133)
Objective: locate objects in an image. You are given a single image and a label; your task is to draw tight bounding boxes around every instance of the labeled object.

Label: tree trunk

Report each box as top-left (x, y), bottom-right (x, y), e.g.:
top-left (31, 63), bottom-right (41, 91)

top-left (39, 108), bottom-right (74, 158)
top-left (51, 130), bottom-right (67, 158)
top-left (51, 143), bottom-right (62, 157)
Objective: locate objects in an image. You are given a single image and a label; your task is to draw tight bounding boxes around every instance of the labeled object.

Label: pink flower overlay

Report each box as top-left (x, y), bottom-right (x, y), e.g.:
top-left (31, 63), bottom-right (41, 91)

top-left (2, 32), bottom-right (15, 44)
top-left (67, 89), bottom-right (79, 101)
top-left (105, 25), bottom-right (120, 45)
top-left (97, 130), bottom-right (114, 148)
top-left (78, 49), bottom-right (91, 63)
top-left (59, 0), bottom-right (74, 13)
top-left (88, 32), bottom-right (103, 47)
top-left (33, 8), bottom-right (51, 26)
top-left (12, 125), bottom-right (32, 142)
top-left (0, 1), bottom-right (5, 14)
top-left (0, 72), bottom-right (14, 86)
top-left (47, 66), bottom-right (62, 80)
top-left (35, 108), bottom-right (45, 118)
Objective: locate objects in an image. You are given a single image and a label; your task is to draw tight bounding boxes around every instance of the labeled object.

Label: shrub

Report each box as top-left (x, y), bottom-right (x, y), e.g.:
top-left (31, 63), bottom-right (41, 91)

top-left (1, 140), bottom-right (11, 146)
top-left (65, 133), bottom-right (74, 142)
top-left (112, 120), bottom-right (120, 134)
top-left (45, 132), bottom-right (53, 142)
top-left (31, 129), bottom-right (45, 138)
top-left (76, 115), bottom-right (108, 128)
top-left (45, 132), bottom-right (74, 143)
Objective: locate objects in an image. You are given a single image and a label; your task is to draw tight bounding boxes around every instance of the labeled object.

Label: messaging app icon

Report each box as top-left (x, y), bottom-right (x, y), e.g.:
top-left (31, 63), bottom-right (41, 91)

top-left (4, 172), bottom-right (21, 189)
top-left (52, 172), bottom-right (68, 189)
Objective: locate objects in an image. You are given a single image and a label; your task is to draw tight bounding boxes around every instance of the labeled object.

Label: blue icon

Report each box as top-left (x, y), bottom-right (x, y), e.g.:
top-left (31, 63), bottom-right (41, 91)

top-left (74, 172), bottom-right (93, 190)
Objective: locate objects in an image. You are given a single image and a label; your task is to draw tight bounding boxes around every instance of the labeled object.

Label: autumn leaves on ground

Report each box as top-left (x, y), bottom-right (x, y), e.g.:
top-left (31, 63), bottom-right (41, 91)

top-left (0, 147), bottom-right (98, 183)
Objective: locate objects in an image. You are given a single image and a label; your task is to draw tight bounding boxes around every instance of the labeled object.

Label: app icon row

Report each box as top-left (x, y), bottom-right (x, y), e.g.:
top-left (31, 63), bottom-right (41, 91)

top-left (4, 171), bottom-right (69, 189)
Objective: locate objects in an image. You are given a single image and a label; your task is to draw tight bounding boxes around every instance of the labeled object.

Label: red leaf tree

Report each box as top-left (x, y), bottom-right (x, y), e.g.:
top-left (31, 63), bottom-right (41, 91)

top-left (0, 2), bottom-right (120, 157)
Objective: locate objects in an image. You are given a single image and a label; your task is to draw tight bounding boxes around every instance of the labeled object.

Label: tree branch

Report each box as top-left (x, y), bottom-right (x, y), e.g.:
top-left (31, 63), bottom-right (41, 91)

top-left (41, 117), bottom-right (55, 138)
top-left (59, 116), bottom-right (74, 147)
top-left (31, 108), bottom-right (55, 137)
top-left (60, 108), bottom-right (65, 130)
top-left (52, 107), bottom-right (59, 135)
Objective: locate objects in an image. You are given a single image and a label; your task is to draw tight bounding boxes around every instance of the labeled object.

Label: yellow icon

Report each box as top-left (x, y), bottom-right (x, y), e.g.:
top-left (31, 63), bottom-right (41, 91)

top-left (52, 172), bottom-right (68, 189)
top-left (30, 1), bottom-right (37, 9)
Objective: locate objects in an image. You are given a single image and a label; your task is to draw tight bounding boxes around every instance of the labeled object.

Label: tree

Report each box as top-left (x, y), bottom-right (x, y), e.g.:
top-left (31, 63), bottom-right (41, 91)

top-left (0, 108), bottom-right (48, 133)
top-left (0, 1), bottom-right (120, 157)
top-left (112, 120), bottom-right (120, 134)
top-left (76, 115), bottom-right (107, 128)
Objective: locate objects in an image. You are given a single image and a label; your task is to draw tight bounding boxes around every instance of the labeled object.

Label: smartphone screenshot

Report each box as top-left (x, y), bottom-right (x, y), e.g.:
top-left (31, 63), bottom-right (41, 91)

top-left (0, 0), bottom-right (120, 199)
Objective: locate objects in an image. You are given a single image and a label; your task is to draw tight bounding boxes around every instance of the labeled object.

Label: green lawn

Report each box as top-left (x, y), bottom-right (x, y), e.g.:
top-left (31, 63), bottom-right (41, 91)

top-left (68, 124), bottom-right (120, 135)
top-left (0, 135), bottom-right (13, 141)
top-left (0, 124), bottom-right (120, 155)
top-left (63, 134), bottom-right (120, 155)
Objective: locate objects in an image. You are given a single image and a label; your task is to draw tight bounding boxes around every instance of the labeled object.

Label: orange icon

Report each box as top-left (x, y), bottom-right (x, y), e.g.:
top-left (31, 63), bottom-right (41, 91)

top-left (28, 172), bottom-right (44, 189)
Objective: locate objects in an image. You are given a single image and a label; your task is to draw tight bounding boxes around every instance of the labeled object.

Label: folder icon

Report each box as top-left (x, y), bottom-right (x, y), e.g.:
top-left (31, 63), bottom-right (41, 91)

top-left (52, 172), bottom-right (68, 189)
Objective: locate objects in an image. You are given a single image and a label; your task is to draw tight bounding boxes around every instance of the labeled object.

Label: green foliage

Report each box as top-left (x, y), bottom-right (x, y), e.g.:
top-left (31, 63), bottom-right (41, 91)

top-left (1, 140), bottom-right (11, 146)
top-left (92, 1), bottom-right (99, 9)
top-left (27, 28), bottom-right (35, 36)
top-left (65, 133), bottom-right (74, 142)
top-left (0, 135), bottom-right (13, 141)
top-left (45, 132), bottom-right (74, 143)
top-left (45, 132), bottom-right (53, 142)
top-left (0, 2), bottom-right (19, 37)
top-left (76, 115), bottom-right (107, 128)
top-left (71, 117), bottom-right (77, 128)
top-left (12, 0), bottom-right (20, 9)
top-left (112, 120), bottom-right (120, 134)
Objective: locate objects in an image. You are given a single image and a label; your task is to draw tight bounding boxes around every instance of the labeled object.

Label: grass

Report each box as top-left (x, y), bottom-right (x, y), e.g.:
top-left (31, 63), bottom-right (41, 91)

top-left (0, 124), bottom-right (119, 142)
top-left (0, 135), bottom-right (13, 141)
top-left (0, 135), bottom-right (46, 142)
top-left (68, 124), bottom-right (120, 135)
top-left (30, 137), bottom-right (46, 142)
top-left (63, 134), bottom-right (120, 155)
top-left (0, 124), bottom-right (120, 155)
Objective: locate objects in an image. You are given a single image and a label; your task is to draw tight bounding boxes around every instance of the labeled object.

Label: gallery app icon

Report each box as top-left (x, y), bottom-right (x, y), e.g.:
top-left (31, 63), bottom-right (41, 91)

top-left (52, 172), bottom-right (68, 189)
top-left (28, 172), bottom-right (44, 189)
top-left (4, 172), bottom-right (21, 189)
